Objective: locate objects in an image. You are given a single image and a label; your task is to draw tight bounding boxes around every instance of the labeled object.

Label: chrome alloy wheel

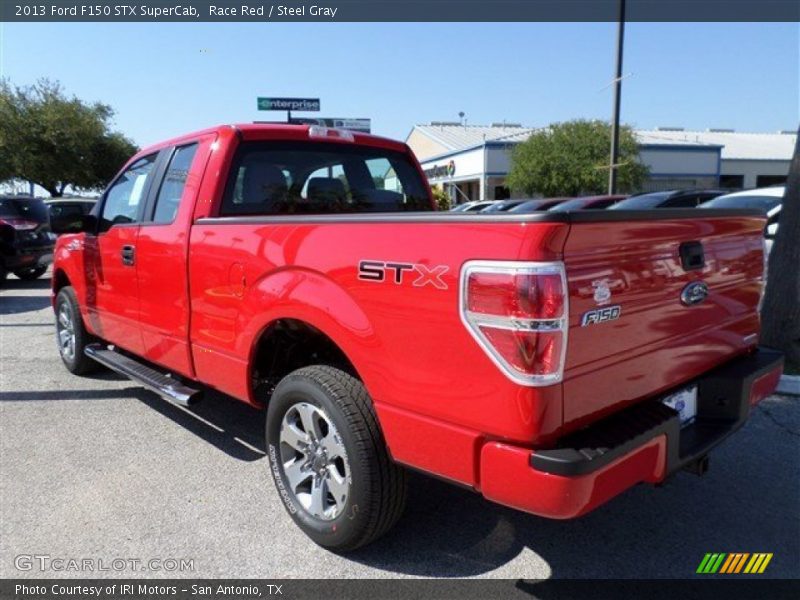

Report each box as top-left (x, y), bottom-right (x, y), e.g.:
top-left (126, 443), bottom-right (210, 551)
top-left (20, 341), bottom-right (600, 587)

top-left (279, 402), bottom-right (351, 520)
top-left (56, 304), bottom-right (76, 361)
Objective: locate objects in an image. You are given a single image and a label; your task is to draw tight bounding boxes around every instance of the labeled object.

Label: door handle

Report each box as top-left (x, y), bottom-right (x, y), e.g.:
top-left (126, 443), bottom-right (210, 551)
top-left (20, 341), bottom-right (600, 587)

top-left (121, 245), bottom-right (135, 266)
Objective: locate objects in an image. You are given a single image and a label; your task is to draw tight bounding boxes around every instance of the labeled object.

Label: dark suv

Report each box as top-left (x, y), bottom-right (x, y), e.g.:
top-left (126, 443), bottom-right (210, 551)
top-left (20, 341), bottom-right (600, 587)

top-left (0, 196), bottom-right (56, 283)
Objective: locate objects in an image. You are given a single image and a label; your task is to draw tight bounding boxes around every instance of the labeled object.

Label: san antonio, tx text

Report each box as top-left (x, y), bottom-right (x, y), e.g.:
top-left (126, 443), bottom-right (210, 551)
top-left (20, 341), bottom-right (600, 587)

top-left (16, 584), bottom-right (282, 597)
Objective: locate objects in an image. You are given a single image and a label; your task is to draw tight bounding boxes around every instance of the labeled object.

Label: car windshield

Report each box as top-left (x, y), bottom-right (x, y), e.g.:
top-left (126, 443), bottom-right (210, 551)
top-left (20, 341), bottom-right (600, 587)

top-left (0, 198), bottom-right (50, 222)
top-left (509, 200), bottom-right (548, 212)
top-left (609, 192), bottom-right (672, 210)
top-left (700, 194), bottom-right (782, 213)
top-left (222, 141), bottom-right (432, 215)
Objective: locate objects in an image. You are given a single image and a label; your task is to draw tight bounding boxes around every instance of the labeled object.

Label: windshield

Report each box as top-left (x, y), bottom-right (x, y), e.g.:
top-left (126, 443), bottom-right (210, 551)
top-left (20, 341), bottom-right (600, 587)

top-left (0, 198), bottom-right (50, 222)
top-left (221, 141), bottom-right (432, 215)
top-left (609, 192), bottom-right (672, 210)
top-left (700, 194), bottom-right (782, 213)
top-left (509, 200), bottom-right (548, 212)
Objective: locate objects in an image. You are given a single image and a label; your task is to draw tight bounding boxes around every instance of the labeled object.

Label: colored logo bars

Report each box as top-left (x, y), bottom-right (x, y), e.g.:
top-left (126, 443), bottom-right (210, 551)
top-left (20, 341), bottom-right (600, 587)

top-left (697, 553), bottom-right (773, 574)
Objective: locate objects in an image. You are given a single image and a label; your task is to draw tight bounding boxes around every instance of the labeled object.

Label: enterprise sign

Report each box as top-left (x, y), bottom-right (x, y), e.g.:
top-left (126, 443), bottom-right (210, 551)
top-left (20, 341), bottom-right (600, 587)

top-left (423, 160), bottom-right (456, 180)
top-left (257, 97), bottom-right (320, 111)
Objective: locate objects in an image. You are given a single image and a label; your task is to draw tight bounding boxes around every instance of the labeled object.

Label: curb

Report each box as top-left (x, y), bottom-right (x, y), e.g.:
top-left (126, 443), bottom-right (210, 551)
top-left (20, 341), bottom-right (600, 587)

top-left (777, 374), bottom-right (800, 396)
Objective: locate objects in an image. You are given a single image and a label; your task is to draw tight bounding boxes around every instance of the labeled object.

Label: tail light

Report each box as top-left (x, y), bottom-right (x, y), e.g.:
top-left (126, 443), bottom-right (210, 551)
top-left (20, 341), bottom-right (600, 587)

top-left (460, 261), bottom-right (568, 386)
top-left (0, 218), bottom-right (38, 231)
top-left (758, 237), bottom-right (769, 312)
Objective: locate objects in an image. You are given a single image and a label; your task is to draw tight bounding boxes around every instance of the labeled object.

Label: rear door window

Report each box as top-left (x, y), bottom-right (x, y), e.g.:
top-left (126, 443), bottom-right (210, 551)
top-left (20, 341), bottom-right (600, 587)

top-left (151, 143), bottom-right (199, 224)
top-left (222, 141), bottom-right (431, 215)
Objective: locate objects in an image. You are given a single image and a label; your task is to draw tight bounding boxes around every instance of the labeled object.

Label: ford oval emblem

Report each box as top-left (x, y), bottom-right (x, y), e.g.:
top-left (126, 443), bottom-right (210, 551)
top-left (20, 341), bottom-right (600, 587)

top-left (681, 281), bottom-right (709, 306)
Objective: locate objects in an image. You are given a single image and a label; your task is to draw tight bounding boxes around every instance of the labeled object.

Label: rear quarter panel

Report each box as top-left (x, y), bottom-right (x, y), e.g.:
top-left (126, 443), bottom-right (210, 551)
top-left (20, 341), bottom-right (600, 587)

top-left (188, 219), bottom-right (570, 484)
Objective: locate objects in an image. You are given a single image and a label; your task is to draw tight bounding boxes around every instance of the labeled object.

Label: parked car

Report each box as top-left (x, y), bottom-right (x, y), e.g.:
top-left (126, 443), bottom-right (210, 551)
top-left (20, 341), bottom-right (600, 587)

top-left (699, 186), bottom-right (784, 255)
top-left (450, 201), bottom-right (479, 212)
top-left (610, 189), bottom-right (726, 210)
top-left (46, 198), bottom-right (97, 234)
top-left (548, 194), bottom-right (628, 211)
top-left (508, 198), bottom-right (569, 212)
top-left (0, 195), bottom-right (55, 283)
top-left (480, 200), bottom-right (527, 213)
top-left (52, 124), bottom-right (782, 551)
top-left (462, 200), bottom-right (496, 212)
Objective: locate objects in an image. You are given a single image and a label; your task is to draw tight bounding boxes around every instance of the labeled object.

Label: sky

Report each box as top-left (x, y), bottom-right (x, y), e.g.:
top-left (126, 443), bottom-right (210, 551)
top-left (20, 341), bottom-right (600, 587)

top-left (1, 22), bottom-right (798, 147)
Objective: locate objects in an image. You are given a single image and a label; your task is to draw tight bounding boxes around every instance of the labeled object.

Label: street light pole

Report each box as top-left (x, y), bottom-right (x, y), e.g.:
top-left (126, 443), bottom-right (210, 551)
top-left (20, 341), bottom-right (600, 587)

top-left (608, 0), bottom-right (626, 194)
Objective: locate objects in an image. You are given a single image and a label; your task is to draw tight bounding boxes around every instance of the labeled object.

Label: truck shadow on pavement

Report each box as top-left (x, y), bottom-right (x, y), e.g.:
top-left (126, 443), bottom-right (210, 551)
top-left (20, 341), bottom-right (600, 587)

top-left (345, 397), bottom-right (799, 579)
top-left (125, 388), bottom-right (797, 578)
top-left (0, 295), bottom-right (52, 315)
top-left (2, 278), bottom-right (51, 289)
top-left (17, 377), bottom-right (795, 579)
top-left (132, 387), bottom-right (798, 579)
top-left (132, 387), bottom-right (267, 462)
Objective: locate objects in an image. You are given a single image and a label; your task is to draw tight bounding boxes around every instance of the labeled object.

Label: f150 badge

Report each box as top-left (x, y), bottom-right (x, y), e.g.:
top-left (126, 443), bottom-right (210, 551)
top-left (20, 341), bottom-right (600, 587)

top-left (581, 305), bottom-right (622, 326)
top-left (358, 260), bottom-right (449, 290)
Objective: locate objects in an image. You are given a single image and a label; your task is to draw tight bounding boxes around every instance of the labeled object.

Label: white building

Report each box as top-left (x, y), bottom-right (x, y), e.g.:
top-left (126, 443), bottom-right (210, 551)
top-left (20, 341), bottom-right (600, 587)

top-left (406, 123), bottom-right (796, 202)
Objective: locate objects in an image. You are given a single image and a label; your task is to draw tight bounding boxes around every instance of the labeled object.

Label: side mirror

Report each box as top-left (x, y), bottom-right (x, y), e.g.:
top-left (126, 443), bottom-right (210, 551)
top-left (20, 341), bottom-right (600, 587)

top-left (51, 214), bottom-right (97, 235)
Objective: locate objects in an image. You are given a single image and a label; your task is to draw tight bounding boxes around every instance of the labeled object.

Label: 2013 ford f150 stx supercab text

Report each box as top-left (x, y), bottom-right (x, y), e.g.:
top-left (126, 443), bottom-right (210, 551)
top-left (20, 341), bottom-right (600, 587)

top-left (51, 124), bottom-right (783, 550)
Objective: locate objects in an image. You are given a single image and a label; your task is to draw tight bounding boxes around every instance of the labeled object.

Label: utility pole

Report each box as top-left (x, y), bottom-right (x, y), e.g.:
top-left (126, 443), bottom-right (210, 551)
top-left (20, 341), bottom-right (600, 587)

top-left (608, 0), bottom-right (626, 194)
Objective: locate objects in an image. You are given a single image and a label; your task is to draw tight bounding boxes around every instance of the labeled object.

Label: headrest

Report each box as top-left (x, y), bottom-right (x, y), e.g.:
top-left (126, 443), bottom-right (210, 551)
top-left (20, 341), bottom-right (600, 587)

top-left (307, 177), bottom-right (346, 203)
top-left (242, 163), bottom-right (287, 204)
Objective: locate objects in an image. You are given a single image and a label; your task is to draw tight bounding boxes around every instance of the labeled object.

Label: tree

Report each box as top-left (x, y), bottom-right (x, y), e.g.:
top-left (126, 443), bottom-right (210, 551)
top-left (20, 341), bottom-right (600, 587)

top-left (760, 127), bottom-right (800, 370)
top-left (430, 184), bottom-right (450, 210)
top-left (0, 79), bottom-right (137, 197)
top-left (506, 119), bottom-right (649, 197)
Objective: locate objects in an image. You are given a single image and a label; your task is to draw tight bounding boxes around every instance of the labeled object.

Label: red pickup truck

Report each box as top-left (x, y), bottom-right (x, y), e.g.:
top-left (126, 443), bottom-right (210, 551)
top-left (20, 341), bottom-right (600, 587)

top-left (51, 124), bottom-right (783, 551)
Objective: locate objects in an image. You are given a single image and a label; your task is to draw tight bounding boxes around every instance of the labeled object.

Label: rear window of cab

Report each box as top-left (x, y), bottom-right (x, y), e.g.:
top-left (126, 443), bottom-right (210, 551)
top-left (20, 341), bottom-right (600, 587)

top-left (221, 141), bottom-right (432, 215)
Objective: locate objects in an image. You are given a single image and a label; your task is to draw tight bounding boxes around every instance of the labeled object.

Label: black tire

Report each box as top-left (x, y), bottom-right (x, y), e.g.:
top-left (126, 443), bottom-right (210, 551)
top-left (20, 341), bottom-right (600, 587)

top-left (14, 265), bottom-right (48, 280)
top-left (266, 365), bottom-right (407, 551)
top-left (0, 264), bottom-right (7, 286)
top-left (55, 286), bottom-right (99, 375)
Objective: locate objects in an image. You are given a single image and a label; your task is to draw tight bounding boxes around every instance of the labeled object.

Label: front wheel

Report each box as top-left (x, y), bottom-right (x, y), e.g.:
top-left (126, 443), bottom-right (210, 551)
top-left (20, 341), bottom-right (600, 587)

top-left (55, 286), bottom-right (98, 375)
top-left (14, 265), bottom-right (48, 280)
top-left (266, 365), bottom-right (407, 551)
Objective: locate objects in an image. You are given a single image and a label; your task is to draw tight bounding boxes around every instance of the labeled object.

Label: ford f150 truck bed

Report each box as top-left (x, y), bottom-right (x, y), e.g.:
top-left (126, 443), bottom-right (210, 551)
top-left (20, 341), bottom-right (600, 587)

top-left (51, 124), bottom-right (783, 550)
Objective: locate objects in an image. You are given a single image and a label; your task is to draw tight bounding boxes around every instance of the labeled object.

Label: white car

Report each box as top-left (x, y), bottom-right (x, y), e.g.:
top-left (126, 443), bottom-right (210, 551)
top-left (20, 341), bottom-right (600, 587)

top-left (700, 186), bottom-right (784, 255)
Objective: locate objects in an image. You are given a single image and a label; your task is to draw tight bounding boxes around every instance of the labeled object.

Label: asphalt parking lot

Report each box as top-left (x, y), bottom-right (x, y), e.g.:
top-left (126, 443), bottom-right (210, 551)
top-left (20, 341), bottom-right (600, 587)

top-left (1, 273), bottom-right (798, 579)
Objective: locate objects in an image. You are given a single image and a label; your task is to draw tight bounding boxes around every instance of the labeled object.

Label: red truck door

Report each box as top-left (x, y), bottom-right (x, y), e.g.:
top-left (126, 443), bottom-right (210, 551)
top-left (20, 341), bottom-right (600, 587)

top-left (86, 153), bottom-right (159, 355)
top-left (135, 136), bottom-right (213, 378)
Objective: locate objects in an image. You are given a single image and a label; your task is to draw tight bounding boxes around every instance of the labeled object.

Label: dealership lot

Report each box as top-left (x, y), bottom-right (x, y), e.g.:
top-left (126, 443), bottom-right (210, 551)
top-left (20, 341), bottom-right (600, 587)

top-left (1, 275), bottom-right (798, 579)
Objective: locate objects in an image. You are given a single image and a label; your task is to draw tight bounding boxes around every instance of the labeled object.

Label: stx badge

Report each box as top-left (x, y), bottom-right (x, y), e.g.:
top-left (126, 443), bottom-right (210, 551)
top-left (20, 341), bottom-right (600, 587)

top-left (581, 305), bottom-right (621, 326)
top-left (358, 260), bottom-right (449, 290)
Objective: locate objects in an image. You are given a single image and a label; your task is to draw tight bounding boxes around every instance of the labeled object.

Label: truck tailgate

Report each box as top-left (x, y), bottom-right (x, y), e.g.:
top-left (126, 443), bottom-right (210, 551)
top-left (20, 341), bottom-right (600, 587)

top-left (561, 211), bottom-right (766, 430)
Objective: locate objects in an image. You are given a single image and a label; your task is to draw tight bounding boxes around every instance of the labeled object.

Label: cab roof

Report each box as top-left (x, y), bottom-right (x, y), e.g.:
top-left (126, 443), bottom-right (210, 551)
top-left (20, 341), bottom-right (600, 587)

top-left (139, 123), bottom-right (408, 156)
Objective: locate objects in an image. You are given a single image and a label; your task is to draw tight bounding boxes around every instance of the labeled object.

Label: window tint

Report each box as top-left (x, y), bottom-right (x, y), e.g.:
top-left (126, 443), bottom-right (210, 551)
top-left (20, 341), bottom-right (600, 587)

top-left (100, 154), bottom-right (157, 232)
top-left (702, 194), bottom-right (782, 213)
top-left (222, 141), bottom-right (431, 215)
top-left (663, 194), bottom-right (701, 208)
top-left (152, 144), bottom-right (198, 224)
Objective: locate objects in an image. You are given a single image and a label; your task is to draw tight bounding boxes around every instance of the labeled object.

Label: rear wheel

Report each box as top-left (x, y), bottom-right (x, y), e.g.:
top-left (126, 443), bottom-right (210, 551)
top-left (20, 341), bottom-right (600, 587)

top-left (266, 365), bottom-right (407, 551)
top-left (55, 286), bottom-right (98, 375)
top-left (14, 265), bottom-right (48, 280)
